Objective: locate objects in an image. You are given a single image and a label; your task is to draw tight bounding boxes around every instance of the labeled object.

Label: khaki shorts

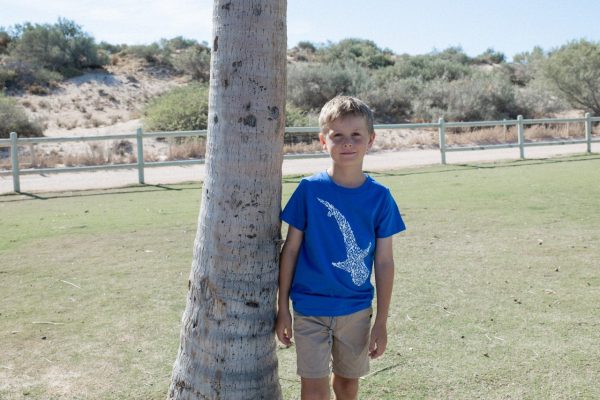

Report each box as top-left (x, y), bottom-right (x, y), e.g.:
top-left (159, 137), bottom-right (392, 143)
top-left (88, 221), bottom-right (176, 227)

top-left (293, 307), bottom-right (372, 379)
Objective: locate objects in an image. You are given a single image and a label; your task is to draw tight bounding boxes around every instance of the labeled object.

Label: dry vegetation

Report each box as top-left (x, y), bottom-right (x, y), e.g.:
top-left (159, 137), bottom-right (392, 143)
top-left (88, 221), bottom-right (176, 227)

top-left (1, 52), bottom-right (597, 172)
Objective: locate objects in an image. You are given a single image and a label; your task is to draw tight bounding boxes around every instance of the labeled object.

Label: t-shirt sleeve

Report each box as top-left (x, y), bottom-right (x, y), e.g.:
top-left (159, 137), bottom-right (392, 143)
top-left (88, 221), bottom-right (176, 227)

top-left (375, 189), bottom-right (406, 238)
top-left (281, 179), bottom-right (308, 231)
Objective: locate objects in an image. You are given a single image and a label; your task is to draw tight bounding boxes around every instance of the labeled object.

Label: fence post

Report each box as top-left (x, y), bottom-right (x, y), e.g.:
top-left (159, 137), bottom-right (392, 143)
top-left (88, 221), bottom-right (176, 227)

top-left (517, 115), bottom-right (525, 159)
top-left (585, 112), bottom-right (592, 153)
top-left (438, 118), bottom-right (446, 165)
top-left (10, 132), bottom-right (21, 193)
top-left (136, 127), bottom-right (145, 184)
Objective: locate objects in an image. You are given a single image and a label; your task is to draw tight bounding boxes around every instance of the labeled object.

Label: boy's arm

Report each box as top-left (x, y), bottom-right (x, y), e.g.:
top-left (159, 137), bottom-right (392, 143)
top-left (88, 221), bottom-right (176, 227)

top-left (369, 236), bottom-right (395, 359)
top-left (275, 225), bottom-right (304, 346)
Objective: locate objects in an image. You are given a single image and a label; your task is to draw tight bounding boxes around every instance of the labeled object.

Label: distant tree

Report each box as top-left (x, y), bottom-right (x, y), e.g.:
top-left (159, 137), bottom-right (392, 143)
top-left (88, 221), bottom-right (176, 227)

top-left (10, 18), bottom-right (105, 76)
top-left (296, 41), bottom-right (316, 53)
top-left (541, 39), bottom-right (600, 114)
top-left (474, 48), bottom-right (506, 65)
top-left (508, 46), bottom-right (546, 86)
top-left (318, 38), bottom-right (395, 69)
top-left (289, 41), bottom-right (318, 61)
top-left (434, 46), bottom-right (471, 65)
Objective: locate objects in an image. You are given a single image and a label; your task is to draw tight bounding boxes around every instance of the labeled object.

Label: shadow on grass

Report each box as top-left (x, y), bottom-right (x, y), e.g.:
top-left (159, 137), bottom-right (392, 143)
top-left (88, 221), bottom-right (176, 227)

top-left (3, 153), bottom-right (599, 200)
top-left (0, 183), bottom-right (203, 203)
top-left (368, 153), bottom-right (600, 179)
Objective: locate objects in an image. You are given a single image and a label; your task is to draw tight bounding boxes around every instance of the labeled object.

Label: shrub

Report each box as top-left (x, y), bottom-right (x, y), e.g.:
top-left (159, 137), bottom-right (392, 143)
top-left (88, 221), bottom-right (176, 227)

top-left (413, 71), bottom-right (525, 121)
top-left (0, 29), bottom-right (11, 54)
top-left (317, 39), bottom-right (394, 69)
top-left (0, 65), bottom-right (17, 89)
top-left (540, 39), bottom-right (600, 114)
top-left (434, 46), bottom-right (471, 65)
top-left (358, 78), bottom-right (420, 123)
top-left (10, 18), bottom-right (106, 74)
top-left (0, 93), bottom-right (44, 138)
top-left (515, 83), bottom-right (568, 118)
top-left (375, 54), bottom-right (471, 83)
top-left (285, 103), bottom-right (311, 127)
top-left (143, 84), bottom-right (209, 132)
top-left (121, 43), bottom-right (163, 63)
top-left (287, 61), bottom-right (372, 111)
top-left (0, 61), bottom-right (63, 91)
top-left (171, 45), bottom-right (211, 81)
top-left (510, 46), bottom-right (546, 86)
top-left (473, 48), bottom-right (506, 65)
top-left (289, 41), bottom-right (318, 62)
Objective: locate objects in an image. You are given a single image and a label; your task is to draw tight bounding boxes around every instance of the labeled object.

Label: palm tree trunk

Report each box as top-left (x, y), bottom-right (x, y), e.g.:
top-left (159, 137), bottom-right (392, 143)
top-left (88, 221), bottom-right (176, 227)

top-left (168, 1), bottom-right (286, 399)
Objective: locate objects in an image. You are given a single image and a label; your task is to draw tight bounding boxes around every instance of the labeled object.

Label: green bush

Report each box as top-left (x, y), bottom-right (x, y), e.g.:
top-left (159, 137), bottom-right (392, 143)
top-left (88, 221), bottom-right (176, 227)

top-left (413, 71), bottom-right (525, 121)
top-left (0, 65), bottom-right (18, 89)
top-left (143, 84), bottom-right (209, 132)
top-left (434, 46), bottom-right (471, 65)
top-left (515, 84), bottom-right (568, 118)
top-left (317, 39), bottom-right (394, 69)
top-left (0, 93), bottom-right (43, 138)
top-left (171, 45), bottom-right (211, 81)
top-left (289, 41), bottom-right (318, 62)
top-left (510, 46), bottom-right (546, 86)
top-left (121, 43), bottom-right (163, 63)
top-left (541, 39), bottom-right (600, 114)
top-left (0, 29), bottom-right (11, 54)
top-left (473, 48), bottom-right (506, 65)
top-left (0, 62), bottom-right (62, 91)
top-left (359, 78), bottom-right (420, 122)
top-left (10, 18), bottom-right (105, 74)
top-left (287, 61), bottom-right (371, 111)
top-left (375, 54), bottom-right (471, 83)
top-left (285, 103), bottom-right (311, 127)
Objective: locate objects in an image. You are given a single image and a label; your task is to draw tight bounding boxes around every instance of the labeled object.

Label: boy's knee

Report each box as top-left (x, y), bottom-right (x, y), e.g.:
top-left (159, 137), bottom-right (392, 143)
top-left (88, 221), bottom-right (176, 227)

top-left (301, 377), bottom-right (330, 400)
top-left (332, 374), bottom-right (359, 400)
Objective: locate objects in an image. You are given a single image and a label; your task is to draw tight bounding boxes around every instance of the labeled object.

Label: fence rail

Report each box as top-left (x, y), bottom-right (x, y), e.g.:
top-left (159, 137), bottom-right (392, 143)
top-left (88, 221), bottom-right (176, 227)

top-left (1, 114), bottom-right (599, 193)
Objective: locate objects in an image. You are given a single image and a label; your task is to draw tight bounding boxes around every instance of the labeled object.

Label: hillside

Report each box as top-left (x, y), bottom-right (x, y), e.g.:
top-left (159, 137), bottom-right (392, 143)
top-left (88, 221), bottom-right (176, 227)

top-left (14, 55), bottom-right (188, 137)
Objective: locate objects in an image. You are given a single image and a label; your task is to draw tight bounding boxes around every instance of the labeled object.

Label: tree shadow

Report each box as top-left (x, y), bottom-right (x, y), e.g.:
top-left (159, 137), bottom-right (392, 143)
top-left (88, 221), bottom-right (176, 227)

top-left (368, 153), bottom-right (600, 179)
top-left (0, 183), bottom-right (202, 203)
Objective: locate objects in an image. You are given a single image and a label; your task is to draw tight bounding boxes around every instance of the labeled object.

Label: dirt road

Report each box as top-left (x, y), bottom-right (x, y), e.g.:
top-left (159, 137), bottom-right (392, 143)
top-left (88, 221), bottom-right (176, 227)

top-left (1, 143), bottom-right (597, 195)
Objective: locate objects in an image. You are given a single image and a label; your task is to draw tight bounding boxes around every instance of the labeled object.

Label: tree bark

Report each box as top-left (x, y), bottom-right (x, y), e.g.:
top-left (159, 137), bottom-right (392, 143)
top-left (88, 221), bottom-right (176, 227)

top-left (168, 1), bottom-right (286, 399)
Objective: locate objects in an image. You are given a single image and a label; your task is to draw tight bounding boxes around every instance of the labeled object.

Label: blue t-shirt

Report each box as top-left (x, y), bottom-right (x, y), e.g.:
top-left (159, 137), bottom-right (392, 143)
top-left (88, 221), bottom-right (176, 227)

top-left (281, 171), bottom-right (406, 317)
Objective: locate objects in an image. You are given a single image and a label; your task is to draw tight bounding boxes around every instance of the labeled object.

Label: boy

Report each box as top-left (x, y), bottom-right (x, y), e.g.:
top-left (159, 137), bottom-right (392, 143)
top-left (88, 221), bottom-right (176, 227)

top-left (276, 96), bottom-right (406, 400)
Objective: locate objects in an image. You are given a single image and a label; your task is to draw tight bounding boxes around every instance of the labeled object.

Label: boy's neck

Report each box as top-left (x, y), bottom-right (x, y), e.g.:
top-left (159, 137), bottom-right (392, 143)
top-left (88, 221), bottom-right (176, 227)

top-left (327, 165), bottom-right (366, 188)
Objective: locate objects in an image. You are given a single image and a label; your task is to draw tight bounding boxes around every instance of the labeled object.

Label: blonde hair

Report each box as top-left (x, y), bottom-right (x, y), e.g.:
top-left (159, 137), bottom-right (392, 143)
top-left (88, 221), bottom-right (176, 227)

top-left (318, 96), bottom-right (375, 134)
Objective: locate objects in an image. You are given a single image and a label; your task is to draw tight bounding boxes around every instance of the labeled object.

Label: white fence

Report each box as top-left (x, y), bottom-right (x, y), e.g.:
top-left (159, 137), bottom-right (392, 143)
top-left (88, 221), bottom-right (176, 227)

top-left (1, 114), bottom-right (599, 193)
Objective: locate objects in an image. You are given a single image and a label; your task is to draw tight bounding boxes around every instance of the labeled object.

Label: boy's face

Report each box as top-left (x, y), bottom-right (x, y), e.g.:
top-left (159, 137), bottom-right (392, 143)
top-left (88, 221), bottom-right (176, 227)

top-left (319, 115), bottom-right (375, 168)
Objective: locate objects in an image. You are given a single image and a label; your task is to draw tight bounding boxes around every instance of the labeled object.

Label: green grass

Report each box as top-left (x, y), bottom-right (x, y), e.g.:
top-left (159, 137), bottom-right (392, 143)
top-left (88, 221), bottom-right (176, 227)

top-left (1, 155), bottom-right (599, 399)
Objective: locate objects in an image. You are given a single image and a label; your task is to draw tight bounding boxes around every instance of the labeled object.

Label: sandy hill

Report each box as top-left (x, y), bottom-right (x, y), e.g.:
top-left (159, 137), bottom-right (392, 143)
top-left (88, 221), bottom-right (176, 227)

top-left (15, 56), bottom-right (189, 138)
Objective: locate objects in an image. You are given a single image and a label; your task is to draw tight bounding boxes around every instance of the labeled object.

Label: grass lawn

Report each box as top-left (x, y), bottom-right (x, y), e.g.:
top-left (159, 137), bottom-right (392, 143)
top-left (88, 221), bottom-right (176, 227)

top-left (1, 154), bottom-right (599, 399)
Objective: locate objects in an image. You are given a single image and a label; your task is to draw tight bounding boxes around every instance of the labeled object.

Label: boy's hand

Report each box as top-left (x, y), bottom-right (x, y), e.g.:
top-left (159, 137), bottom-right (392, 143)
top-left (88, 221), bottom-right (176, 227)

top-left (275, 308), bottom-right (293, 347)
top-left (368, 320), bottom-right (387, 359)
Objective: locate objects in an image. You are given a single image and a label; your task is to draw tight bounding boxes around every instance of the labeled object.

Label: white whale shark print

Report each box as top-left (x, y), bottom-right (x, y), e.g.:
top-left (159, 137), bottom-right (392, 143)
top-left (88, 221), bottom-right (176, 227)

top-left (317, 198), bottom-right (371, 286)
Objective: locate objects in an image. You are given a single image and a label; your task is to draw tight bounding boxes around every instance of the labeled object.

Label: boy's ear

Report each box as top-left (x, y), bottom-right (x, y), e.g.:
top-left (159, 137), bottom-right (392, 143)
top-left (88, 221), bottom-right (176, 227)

top-left (319, 132), bottom-right (327, 148)
top-left (368, 132), bottom-right (376, 148)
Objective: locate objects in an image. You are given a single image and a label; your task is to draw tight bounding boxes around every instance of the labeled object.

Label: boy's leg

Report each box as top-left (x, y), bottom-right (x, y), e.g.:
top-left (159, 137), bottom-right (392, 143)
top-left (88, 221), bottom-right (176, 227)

top-left (330, 307), bottom-right (373, 399)
top-left (301, 377), bottom-right (330, 400)
top-left (332, 374), bottom-right (359, 400)
top-left (294, 313), bottom-right (334, 399)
